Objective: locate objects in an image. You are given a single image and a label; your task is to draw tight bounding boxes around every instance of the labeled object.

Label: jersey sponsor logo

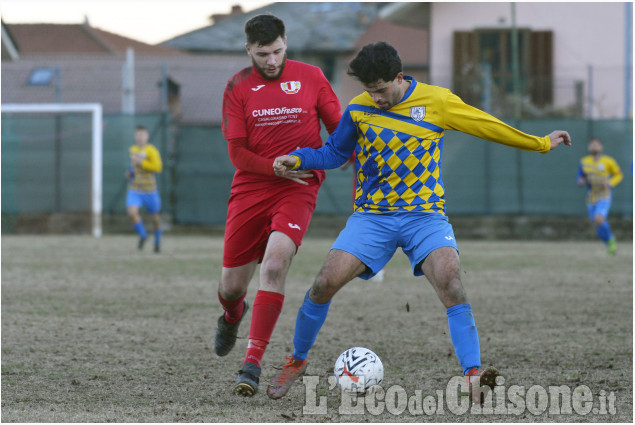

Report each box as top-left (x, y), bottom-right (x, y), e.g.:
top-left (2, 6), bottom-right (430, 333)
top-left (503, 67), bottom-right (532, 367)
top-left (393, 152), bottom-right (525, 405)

top-left (410, 106), bottom-right (426, 122)
top-left (251, 84), bottom-right (265, 91)
top-left (280, 81), bottom-right (301, 94)
top-left (252, 107), bottom-right (303, 117)
top-left (444, 235), bottom-right (454, 241)
top-left (288, 223), bottom-right (301, 230)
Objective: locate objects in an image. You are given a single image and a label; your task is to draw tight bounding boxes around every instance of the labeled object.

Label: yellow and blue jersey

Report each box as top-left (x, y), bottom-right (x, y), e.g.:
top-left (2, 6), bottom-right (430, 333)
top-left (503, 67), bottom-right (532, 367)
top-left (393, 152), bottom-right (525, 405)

top-left (577, 155), bottom-right (622, 203)
top-left (292, 77), bottom-right (550, 215)
top-left (129, 144), bottom-right (162, 193)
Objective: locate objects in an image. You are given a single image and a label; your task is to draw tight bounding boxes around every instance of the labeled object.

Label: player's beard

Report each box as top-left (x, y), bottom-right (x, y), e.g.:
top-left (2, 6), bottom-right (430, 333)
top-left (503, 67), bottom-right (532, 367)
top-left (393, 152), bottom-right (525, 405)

top-left (375, 95), bottom-right (397, 110)
top-left (253, 53), bottom-right (287, 80)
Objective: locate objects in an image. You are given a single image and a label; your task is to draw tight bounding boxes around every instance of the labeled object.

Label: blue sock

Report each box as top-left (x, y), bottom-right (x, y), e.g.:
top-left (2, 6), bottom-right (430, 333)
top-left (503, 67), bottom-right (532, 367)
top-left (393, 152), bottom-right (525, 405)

top-left (292, 290), bottom-right (331, 361)
top-left (447, 303), bottom-right (481, 375)
top-left (133, 222), bottom-right (147, 239)
top-left (596, 221), bottom-right (612, 243)
top-left (154, 229), bottom-right (162, 245)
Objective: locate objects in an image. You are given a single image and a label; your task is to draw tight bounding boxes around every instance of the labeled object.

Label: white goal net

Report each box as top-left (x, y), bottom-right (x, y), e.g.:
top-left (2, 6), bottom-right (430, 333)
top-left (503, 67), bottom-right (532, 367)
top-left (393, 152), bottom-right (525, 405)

top-left (1, 103), bottom-right (103, 237)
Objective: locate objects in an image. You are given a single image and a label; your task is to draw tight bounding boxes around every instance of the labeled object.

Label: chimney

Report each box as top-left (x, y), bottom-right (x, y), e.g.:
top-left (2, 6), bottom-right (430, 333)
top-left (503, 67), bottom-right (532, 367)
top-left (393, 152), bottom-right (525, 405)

top-left (210, 4), bottom-right (244, 25)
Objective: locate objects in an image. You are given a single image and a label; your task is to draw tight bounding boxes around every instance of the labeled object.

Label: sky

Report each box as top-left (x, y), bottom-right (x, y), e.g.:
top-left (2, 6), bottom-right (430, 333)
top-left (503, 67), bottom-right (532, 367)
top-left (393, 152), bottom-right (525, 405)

top-left (0, 0), bottom-right (274, 44)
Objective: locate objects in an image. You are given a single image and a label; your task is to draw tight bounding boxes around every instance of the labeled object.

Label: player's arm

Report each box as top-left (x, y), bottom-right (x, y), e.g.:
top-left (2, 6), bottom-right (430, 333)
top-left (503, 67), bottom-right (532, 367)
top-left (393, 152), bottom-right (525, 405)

top-left (222, 78), bottom-right (273, 177)
top-left (227, 138), bottom-right (314, 185)
top-left (281, 107), bottom-right (357, 171)
top-left (315, 72), bottom-right (343, 134)
top-left (140, 146), bottom-right (163, 173)
top-left (227, 138), bottom-right (275, 176)
top-left (443, 92), bottom-right (571, 152)
top-left (576, 163), bottom-right (587, 186)
top-left (607, 158), bottom-right (623, 188)
top-left (222, 84), bottom-right (276, 177)
top-left (126, 148), bottom-right (136, 178)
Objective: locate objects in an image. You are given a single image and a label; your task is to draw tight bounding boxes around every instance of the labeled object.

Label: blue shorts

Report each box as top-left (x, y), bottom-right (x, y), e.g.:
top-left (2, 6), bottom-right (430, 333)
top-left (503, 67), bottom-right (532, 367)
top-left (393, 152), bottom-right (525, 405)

top-left (586, 198), bottom-right (611, 221)
top-left (331, 211), bottom-right (458, 280)
top-left (126, 190), bottom-right (161, 214)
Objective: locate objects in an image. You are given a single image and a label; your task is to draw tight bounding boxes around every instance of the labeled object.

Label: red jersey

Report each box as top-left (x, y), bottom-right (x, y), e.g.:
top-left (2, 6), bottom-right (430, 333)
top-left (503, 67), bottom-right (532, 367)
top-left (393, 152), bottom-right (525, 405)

top-left (222, 59), bottom-right (342, 193)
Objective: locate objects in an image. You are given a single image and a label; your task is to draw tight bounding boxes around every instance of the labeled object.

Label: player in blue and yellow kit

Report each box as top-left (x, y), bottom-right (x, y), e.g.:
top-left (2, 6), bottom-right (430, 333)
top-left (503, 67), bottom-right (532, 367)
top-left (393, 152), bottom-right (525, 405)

top-left (268, 42), bottom-right (571, 403)
top-left (577, 138), bottom-right (623, 254)
top-left (126, 125), bottom-right (163, 253)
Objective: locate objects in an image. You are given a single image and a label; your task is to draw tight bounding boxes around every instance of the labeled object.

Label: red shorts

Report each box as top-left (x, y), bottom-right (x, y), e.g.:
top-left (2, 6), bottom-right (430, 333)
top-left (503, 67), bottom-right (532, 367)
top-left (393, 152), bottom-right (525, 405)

top-left (223, 182), bottom-right (320, 268)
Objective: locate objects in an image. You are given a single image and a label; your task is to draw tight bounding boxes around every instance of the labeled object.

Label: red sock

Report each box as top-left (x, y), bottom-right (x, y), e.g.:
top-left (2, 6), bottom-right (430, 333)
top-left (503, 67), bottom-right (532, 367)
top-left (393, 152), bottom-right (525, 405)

top-left (218, 291), bottom-right (246, 324)
top-left (245, 339), bottom-right (267, 367)
top-left (244, 290), bottom-right (284, 367)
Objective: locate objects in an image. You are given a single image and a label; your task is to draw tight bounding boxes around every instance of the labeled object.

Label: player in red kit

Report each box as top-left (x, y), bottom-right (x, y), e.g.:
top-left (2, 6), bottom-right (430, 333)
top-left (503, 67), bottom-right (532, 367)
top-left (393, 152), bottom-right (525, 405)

top-left (216, 14), bottom-right (342, 396)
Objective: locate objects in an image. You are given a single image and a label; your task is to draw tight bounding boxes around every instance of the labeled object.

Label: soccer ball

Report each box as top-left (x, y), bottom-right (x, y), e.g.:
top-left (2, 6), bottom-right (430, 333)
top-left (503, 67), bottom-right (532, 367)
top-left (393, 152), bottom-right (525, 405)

top-left (334, 347), bottom-right (383, 393)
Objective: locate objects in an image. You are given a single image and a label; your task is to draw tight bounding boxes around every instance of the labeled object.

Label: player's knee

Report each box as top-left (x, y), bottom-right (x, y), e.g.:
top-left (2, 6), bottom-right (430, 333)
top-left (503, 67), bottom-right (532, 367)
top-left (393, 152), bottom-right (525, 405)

top-left (219, 284), bottom-right (245, 301)
top-left (593, 215), bottom-right (605, 225)
top-left (434, 265), bottom-right (461, 287)
top-left (437, 277), bottom-right (467, 305)
top-left (310, 275), bottom-right (337, 303)
top-left (127, 207), bottom-right (139, 219)
top-left (219, 277), bottom-right (248, 299)
top-left (260, 257), bottom-right (290, 288)
top-left (449, 282), bottom-right (467, 304)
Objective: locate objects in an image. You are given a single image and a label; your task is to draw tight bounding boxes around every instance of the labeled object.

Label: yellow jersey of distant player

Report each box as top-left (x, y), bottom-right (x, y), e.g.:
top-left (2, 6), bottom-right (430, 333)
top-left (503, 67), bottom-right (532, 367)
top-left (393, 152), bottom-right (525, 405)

top-left (129, 144), bottom-right (162, 193)
top-left (578, 154), bottom-right (623, 203)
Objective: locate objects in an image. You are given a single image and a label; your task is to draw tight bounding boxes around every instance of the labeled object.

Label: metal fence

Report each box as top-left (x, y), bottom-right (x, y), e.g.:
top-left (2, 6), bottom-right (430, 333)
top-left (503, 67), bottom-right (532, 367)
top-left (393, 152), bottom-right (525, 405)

top-left (170, 119), bottom-right (632, 224)
top-left (1, 113), bottom-right (632, 233)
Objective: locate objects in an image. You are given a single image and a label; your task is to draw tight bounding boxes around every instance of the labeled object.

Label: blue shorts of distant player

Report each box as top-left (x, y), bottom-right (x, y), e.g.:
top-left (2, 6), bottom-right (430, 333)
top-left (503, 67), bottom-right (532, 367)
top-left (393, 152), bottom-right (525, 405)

top-left (586, 198), bottom-right (611, 221)
top-left (126, 190), bottom-right (161, 214)
top-left (331, 211), bottom-right (458, 280)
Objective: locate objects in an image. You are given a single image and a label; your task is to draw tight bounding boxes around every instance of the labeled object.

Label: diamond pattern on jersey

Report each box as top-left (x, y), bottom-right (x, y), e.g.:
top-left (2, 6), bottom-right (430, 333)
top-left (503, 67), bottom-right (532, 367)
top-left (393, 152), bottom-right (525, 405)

top-left (354, 122), bottom-right (445, 214)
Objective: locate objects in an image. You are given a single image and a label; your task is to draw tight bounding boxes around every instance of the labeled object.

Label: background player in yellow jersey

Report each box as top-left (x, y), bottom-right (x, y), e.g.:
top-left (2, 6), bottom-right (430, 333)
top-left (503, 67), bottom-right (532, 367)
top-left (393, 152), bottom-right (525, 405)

top-left (577, 138), bottom-right (623, 254)
top-left (126, 125), bottom-right (163, 253)
top-left (269, 42), bottom-right (572, 403)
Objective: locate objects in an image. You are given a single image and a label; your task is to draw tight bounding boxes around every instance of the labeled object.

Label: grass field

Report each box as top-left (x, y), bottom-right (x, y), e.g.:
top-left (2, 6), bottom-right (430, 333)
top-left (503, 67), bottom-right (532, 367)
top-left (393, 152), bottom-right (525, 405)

top-left (1, 235), bottom-right (632, 422)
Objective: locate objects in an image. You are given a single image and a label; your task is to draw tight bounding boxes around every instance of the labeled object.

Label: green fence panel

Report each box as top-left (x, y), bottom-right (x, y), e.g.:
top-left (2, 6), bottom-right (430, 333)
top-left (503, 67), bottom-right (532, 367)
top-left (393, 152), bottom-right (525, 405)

top-left (3, 113), bottom-right (631, 228)
top-left (516, 119), bottom-right (588, 216)
top-left (442, 131), bottom-right (488, 215)
top-left (442, 119), bottom-right (633, 217)
top-left (315, 166), bottom-right (356, 215)
top-left (1, 113), bottom-right (93, 213)
top-left (1, 120), bottom-right (20, 214)
top-left (173, 126), bottom-right (233, 224)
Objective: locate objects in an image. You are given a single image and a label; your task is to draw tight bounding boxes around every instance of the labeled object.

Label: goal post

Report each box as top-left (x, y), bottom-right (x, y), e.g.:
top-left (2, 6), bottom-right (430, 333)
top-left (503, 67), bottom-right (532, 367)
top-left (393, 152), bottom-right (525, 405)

top-left (1, 103), bottom-right (103, 237)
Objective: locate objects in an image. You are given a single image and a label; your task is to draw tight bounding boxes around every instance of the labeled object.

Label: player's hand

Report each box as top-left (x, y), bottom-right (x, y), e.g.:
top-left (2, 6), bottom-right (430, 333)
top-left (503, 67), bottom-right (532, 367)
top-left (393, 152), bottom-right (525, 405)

top-left (548, 130), bottom-right (572, 150)
top-left (280, 169), bottom-right (314, 185)
top-left (273, 155), bottom-right (299, 172)
top-left (273, 155), bottom-right (313, 185)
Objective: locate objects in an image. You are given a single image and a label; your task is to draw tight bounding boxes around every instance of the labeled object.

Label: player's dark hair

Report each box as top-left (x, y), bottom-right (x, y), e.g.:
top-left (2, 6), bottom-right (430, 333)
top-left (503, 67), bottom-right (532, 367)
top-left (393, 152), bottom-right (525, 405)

top-left (347, 42), bottom-right (403, 84)
top-left (244, 14), bottom-right (285, 46)
top-left (135, 125), bottom-right (148, 132)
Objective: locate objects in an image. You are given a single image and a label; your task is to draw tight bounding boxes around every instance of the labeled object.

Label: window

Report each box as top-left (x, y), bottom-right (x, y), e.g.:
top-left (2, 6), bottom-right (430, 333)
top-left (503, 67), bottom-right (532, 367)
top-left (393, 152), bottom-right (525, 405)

top-left (321, 55), bottom-right (336, 82)
top-left (453, 29), bottom-right (553, 116)
top-left (28, 67), bottom-right (57, 86)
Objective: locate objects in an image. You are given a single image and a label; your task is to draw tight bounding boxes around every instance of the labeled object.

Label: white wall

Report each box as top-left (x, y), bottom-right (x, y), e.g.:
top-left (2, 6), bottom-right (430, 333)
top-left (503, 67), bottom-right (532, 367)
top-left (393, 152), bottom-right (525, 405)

top-left (430, 2), bottom-right (630, 118)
